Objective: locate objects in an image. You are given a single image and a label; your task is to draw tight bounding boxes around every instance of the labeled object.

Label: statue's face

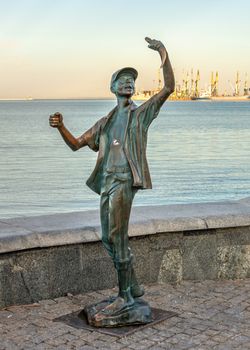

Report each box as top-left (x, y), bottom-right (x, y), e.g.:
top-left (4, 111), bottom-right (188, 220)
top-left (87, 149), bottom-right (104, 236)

top-left (112, 74), bottom-right (135, 97)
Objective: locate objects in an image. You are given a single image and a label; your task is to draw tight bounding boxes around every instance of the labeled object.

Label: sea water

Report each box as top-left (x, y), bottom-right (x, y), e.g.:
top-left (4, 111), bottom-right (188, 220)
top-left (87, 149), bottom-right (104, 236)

top-left (1, 99), bottom-right (250, 218)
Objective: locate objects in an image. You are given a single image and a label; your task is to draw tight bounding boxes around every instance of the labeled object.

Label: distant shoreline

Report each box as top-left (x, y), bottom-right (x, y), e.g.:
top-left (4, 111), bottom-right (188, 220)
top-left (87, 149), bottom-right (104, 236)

top-left (37, 98), bottom-right (115, 100)
top-left (211, 96), bottom-right (250, 102)
top-left (0, 97), bottom-right (249, 102)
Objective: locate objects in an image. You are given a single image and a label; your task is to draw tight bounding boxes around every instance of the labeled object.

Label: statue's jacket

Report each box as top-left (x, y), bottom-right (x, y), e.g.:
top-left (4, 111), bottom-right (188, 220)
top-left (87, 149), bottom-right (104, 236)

top-left (82, 95), bottom-right (163, 195)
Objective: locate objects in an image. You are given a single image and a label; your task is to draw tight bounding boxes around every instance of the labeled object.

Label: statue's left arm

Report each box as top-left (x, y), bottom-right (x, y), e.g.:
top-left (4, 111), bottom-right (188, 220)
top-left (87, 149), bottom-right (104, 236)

top-left (145, 37), bottom-right (175, 104)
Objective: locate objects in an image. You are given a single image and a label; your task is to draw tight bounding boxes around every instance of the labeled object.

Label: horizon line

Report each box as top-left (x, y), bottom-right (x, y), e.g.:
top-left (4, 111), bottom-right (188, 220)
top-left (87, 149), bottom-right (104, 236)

top-left (0, 97), bottom-right (116, 101)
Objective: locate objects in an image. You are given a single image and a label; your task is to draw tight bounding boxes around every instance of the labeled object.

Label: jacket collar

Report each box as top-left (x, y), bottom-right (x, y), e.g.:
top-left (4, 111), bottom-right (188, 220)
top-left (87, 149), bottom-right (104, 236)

top-left (130, 100), bottom-right (138, 111)
top-left (103, 100), bottom-right (137, 129)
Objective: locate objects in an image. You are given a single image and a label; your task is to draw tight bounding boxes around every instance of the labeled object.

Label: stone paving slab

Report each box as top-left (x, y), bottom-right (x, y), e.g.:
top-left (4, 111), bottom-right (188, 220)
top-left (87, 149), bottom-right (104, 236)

top-left (0, 279), bottom-right (250, 349)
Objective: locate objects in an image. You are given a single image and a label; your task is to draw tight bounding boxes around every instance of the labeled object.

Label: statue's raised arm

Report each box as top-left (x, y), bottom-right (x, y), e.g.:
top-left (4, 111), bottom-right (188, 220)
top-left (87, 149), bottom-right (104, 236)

top-left (145, 37), bottom-right (175, 100)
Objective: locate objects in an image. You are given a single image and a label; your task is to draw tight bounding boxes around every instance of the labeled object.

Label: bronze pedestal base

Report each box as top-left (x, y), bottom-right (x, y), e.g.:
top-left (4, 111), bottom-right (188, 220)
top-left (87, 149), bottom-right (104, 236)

top-left (54, 307), bottom-right (178, 337)
top-left (82, 297), bottom-right (152, 328)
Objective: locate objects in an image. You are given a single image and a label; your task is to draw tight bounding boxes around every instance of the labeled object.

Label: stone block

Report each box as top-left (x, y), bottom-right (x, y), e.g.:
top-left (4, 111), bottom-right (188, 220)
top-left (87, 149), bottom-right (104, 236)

top-left (217, 245), bottom-right (250, 279)
top-left (182, 232), bottom-right (217, 280)
top-left (80, 256), bottom-right (116, 292)
top-left (0, 243), bottom-right (117, 308)
top-left (148, 233), bottom-right (182, 283)
top-left (0, 258), bottom-right (33, 306)
top-left (153, 217), bottom-right (206, 233)
top-left (158, 248), bottom-right (182, 283)
top-left (130, 237), bottom-right (152, 283)
top-left (205, 214), bottom-right (250, 229)
top-left (217, 226), bottom-right (250, 246)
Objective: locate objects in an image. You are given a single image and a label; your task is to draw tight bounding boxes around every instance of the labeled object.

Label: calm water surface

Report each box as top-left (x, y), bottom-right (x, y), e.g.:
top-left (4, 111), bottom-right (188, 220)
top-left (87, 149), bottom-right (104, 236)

top-left (1, 99), bottom-right (250, 218)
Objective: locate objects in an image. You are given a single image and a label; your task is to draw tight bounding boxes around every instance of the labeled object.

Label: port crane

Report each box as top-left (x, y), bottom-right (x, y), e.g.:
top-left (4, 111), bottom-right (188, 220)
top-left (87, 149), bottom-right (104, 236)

top-left (228, 71), bottom-right (241, 96)
top-left (211, 71), bottom-right (219, 96)
top-left (244, 73), bottom-right (249, 96)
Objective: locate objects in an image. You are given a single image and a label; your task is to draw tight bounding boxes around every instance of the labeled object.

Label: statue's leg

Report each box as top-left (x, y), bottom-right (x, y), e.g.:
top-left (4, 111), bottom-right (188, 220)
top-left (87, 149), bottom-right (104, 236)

top-left (100, 189), bottom-right (143, 297)
top-left (100, 192), bottom-right (114, 259)
top-left (100, 173), bottom-right (143, 303)
top-left (108, 178), bottom-right (134, 308)
top-left (88, 176), bottom-right (151, 325)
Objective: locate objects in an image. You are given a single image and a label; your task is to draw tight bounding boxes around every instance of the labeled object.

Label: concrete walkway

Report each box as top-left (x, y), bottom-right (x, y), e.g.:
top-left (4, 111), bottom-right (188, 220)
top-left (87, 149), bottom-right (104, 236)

top-left (1, 279), bottom-right (250, 350)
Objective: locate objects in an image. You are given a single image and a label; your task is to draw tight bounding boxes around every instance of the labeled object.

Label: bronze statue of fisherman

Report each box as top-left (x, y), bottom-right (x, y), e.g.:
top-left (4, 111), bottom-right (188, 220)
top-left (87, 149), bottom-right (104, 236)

top-left (49, 37), bottom-right (175, 327)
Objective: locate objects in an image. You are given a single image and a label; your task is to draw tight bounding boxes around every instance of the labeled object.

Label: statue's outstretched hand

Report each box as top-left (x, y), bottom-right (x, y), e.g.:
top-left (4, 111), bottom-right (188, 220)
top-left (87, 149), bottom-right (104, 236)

top-left (145, 37), bottom-right (167, 68)
top-left (49, 112), bottom-right (63, 128)
top-left (145, 37), bottom-right (164, 51)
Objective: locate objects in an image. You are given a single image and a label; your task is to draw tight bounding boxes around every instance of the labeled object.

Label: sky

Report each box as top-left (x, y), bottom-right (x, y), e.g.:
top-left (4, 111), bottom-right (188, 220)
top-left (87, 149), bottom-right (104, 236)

top-left (0, 0), bottom-right (249, 99)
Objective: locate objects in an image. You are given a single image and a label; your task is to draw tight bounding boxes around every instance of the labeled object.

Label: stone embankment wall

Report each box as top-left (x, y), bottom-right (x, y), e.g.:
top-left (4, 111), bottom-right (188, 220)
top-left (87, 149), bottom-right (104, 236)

top-left (1, 198), bottom-right (250, 308)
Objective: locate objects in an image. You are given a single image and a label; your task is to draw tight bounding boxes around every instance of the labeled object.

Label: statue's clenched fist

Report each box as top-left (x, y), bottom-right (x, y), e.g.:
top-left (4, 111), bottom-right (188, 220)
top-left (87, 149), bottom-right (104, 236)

top-left (49, 112), bottom-right (63, 128)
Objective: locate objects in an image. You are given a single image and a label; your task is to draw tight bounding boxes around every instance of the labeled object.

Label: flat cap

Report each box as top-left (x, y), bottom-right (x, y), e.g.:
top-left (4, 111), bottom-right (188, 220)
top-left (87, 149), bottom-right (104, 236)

top-left (110, 67), bottom-right (138, 89)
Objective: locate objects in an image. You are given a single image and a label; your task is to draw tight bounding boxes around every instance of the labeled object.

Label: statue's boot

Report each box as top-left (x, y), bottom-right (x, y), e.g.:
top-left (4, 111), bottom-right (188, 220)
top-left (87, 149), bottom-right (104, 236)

top-left (87, 260), bottom-right (152, 327)
top-left (97, 259), bottom-right (134, 317)
top-left (131, 267), bottom-right (145, 298)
